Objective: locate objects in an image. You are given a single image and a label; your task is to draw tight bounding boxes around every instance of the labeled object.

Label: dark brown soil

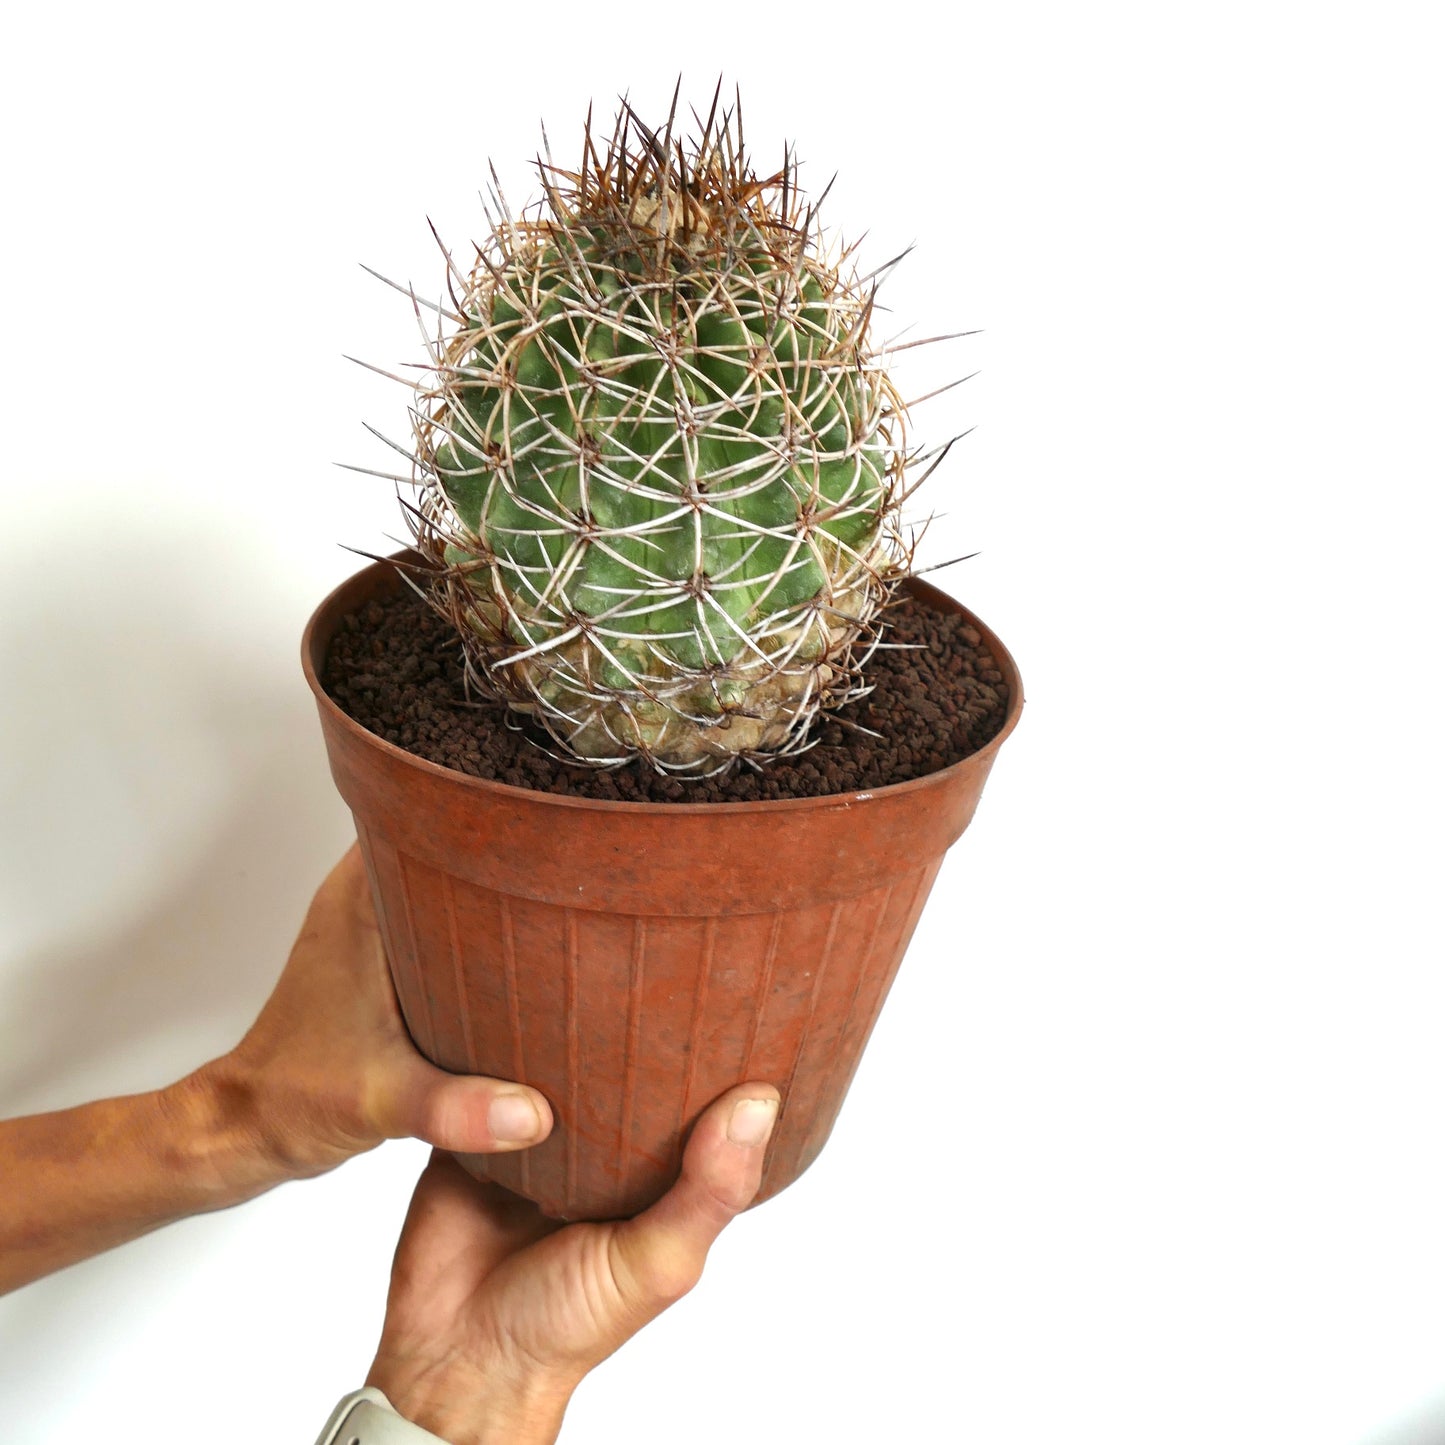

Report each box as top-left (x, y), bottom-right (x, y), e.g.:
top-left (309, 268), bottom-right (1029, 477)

top-left (322, 588), bottom-right (1009, 803)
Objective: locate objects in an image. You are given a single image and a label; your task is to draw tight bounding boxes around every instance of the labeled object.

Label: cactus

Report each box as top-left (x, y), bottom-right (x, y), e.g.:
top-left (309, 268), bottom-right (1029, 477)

top-left (385, 90), bottom-right (935, 774)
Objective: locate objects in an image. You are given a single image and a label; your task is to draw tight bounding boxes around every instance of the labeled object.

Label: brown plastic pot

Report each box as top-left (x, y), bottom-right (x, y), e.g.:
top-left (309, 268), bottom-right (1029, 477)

top-left (302, 553), bottom-right (1023, 1219)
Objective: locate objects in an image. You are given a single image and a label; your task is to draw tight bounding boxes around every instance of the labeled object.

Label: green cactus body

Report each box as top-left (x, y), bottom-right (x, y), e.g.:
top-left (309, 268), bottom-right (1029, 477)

top-left (410, 100), bottom-right (908, 772)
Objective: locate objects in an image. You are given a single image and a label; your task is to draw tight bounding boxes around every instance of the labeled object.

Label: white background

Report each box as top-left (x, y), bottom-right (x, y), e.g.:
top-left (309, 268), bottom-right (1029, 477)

top-left (1, 2), bottom-right (1441, 1442)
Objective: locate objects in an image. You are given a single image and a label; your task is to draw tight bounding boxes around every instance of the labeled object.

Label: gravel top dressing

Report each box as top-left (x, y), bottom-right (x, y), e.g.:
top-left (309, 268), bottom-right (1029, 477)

top-left (324, 587), bottom-right (1009, 804)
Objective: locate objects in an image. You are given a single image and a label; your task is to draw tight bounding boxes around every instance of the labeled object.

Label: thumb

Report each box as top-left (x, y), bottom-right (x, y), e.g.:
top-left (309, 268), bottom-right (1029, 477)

top-left (607, 1083), bottom-right (779, 1318)
top-left (378, 1056), bottom-right (554, 1154)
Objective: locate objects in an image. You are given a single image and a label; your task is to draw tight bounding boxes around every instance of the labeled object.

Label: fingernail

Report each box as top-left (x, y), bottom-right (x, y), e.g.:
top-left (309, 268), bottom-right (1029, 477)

top-left (728, 1097), bottom-right (779, 1148)
top-left (489, 1091), bottom-right (544, 1142)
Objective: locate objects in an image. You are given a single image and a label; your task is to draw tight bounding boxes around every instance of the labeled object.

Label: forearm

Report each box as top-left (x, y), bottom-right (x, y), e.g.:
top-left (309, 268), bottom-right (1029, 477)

top-left (0, 1060), bottom-right (286, 1295)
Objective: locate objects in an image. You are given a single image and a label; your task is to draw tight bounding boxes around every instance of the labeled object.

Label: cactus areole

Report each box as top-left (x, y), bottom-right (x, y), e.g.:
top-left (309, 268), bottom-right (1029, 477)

top-left (403, 95), bottom-right (920, 774)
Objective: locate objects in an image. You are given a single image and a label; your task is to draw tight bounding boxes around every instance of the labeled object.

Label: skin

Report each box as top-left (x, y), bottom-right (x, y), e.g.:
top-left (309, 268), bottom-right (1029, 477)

top-left (0, 847), bottom-right (555, 1296)
top-left (369, 1087), bottom-right (778, 1444)
top-left (0, 847), bottom-right (778, 1443)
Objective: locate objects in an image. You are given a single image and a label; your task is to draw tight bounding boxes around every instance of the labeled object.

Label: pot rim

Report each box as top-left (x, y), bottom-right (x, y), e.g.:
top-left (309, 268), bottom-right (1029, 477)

top-left (301, 551), bottom-right (1024, 816)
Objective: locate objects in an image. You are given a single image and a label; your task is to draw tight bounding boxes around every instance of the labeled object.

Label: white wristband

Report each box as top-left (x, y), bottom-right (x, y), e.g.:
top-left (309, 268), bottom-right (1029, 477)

top-left (314, 1387), bottom-right (452, 1445)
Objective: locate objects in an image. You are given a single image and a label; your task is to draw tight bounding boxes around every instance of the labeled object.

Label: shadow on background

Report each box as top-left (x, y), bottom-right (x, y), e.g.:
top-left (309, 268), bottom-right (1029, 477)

top-left (0, 529), bottom-right (353, 1115)
top-left (1370, 1398), bottom-right (1445, 1445)
top-left (0, 528), bottom-right (357, 1393)
top-left (0, 740), bottom-right (345, 1111)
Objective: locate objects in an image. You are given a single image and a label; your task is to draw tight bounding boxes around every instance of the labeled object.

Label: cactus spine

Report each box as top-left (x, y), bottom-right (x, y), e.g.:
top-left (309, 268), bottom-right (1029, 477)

top-left (398, 92), bottom-right (921, 774)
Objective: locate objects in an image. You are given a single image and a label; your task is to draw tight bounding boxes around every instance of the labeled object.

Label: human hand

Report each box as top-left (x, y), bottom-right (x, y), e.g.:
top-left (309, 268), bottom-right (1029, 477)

top-left (366, 1083), bottom-right (781, 1445)
top-left (185, 845), bottom-right (553, 1186)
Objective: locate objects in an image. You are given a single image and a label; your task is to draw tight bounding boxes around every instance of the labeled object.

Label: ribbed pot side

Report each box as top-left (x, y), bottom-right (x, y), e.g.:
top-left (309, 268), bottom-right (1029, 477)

top-left (303, 554), bottom-right (1023, 1220)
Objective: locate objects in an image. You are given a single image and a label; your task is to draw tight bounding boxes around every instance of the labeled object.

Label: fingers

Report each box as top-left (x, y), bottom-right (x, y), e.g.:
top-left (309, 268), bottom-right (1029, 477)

top-left (607, 1083), bottom-right (779, 1316)
top-left (286, 845), bottom-right (384, 986)
top-left (411, 1149), bottom-right (554, 1232)
top-left (389, 1151), bottom-right (554, 1290)
top-left (304, 844), bottom-right (375, 930)
top-left (320, 843), bottom-right (553, 1157)
top-left (390, 1149), bottom-right (487, 1277)
top-left (381, 1060), bottom-right (555, 1155)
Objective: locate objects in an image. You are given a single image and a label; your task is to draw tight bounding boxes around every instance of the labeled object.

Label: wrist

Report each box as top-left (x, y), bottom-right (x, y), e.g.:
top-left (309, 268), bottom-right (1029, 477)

top-left (366, 1352), bottom-right (575, 1445)
top-left (155, 1055), bottom-right (294, 1206)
